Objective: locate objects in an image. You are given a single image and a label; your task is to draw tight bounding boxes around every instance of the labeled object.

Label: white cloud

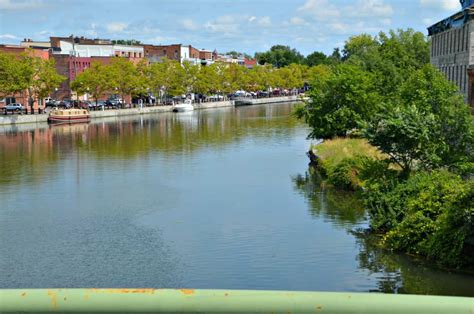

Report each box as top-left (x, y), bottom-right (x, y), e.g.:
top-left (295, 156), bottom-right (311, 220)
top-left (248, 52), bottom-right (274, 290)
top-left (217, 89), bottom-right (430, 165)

top-left (348, 0), bottom-right (393, 18)
top-left (106, 22), bottom-right (128, 34)
top-left (181, 19), bottom-right (198, 31)
top-left (0, 34), bottom-right (17, 40)
top-left (0, 0), bottom-right (42, 10)
top-left (204, 15), bottom-right (239, 34)
top-left (297, 0), bottom-right (340, 20)
top-left (420, 0), bottom-right (459, 11)
top-left (258, 16), bottom-right (272, 27)
top-left (147, 36), bottom-right (175, 44)
top-left (289, 17), bottom-right (307, 25)
top-left (248, 16), bottom-right (257, 23)
top-left (422, 17), bottom-right (435, 25)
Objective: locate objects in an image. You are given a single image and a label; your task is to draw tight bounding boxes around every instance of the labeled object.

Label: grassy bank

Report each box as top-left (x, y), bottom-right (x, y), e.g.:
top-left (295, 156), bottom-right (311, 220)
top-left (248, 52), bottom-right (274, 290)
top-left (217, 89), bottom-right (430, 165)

top-left (310, 138), bottom-right (474, 269)
top-left (311, 138), bottom-right (386, 190)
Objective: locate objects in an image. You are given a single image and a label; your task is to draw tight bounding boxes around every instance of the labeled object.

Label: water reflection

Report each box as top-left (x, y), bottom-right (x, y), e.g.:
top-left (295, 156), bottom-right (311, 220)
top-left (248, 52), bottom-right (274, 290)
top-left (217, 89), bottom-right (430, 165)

top-left (293, 167), bottom-right (474, 296)
top-left (0, 104), bottom-right (296, 190)
top-left (1, 103), bottom-right (473, 294)
top-left (292, 168), bottom-right (366, 228)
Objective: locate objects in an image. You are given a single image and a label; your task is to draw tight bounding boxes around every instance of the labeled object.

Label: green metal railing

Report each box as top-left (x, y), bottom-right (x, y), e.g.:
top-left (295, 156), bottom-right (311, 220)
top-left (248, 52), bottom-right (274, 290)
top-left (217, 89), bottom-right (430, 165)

top-left (0, 289), bottom-right (473, 313)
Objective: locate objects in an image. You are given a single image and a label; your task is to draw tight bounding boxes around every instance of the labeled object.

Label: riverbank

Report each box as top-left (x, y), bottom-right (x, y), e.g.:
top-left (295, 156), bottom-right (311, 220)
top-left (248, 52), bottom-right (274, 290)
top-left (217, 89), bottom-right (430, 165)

top-left (0, 96), bottom-right (302, 126)
top-left (309, 138), bottom-right (474, 270)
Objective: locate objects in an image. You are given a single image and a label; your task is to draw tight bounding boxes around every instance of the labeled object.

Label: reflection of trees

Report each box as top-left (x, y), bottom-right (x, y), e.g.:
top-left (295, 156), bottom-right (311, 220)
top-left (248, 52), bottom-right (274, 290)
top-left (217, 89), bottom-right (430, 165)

top-left (294, 167), bottom-right (474, 296)
top-left (0, 128), bottom-right (59, 190)
top-left (292, 167), bottom-right (366, 228)
top-left (0, 103), bottom-right (298, 187)
top-left (352, 230), bottom-right (474, 296)
top-left (83, 104), bottom-right (298, 159)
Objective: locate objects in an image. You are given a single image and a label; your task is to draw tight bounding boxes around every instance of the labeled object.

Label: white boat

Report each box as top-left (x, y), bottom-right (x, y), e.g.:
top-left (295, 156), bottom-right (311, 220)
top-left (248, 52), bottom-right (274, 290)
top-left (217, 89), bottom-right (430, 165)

top-left (172, 99), bottom-right (194, 112)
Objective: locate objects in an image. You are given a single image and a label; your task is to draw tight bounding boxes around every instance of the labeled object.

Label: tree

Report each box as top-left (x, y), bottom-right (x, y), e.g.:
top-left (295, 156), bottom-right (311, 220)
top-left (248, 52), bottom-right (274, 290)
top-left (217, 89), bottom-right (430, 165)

top-left (194, 64), bottom-right (219, 95)
top-left (274, 64), bottom-right (307, 89)
top-left (71, 61), bottom-right (110, 105)
top-left (106, 57), bottom-right (150, 105)
top-left (0, 51), bottom-right (30, 97)
top-left (363, 65), bottom-right (474, 175)
top-left (304, 51), bottom-right (328, 67)
top-left (255, 45), bottom-right (304, 67)
top-left (30, 58), bottom-right (65, 107)
top-left (182, 61), bottom-right (199, 94)
top-left (224, 63), bottom-right (247, 92)
top-left (148, 58), bottom-right (185, 100)
top-left (295, 63), bottom-right (382, 139)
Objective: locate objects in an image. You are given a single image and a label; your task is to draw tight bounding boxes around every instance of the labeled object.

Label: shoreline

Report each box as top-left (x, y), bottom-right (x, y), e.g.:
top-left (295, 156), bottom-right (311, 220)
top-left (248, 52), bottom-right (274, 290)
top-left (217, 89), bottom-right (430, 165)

top-left (0, 95), bottom-right (302, 127)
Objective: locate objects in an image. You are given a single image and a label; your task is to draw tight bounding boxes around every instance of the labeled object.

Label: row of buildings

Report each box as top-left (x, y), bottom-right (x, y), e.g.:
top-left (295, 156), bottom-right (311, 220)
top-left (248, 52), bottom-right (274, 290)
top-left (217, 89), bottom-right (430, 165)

top-left (0, 36), bottom-right (257, 110)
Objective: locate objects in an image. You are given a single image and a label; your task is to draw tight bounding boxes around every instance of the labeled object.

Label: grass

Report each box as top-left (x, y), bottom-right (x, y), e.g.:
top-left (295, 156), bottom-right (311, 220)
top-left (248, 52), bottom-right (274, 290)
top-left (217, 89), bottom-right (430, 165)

top-left (311, 138), bottom-right (388, 190)
top-left (312, 137), bottom-right (385, 166)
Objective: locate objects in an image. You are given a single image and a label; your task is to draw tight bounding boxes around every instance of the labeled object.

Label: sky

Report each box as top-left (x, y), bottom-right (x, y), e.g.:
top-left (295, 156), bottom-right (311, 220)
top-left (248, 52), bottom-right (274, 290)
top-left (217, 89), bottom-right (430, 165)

top-left (0, 0), bottom-right (464, 56)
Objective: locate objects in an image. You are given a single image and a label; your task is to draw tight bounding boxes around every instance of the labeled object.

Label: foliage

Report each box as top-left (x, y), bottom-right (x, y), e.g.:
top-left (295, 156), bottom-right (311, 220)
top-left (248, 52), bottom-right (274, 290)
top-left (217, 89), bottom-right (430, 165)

top-left (343, 29), bottom-right (430, 97)
top-left (311, 138), bottom-right (387, 190)
top-left (0, 50), bottom-right (65, 104)
top-left (373, 171), bottom-right (474, 268)
top-left (147, 58), bottom-right (185, 98)
top-left (255, 45), bottom-right (304, 67)
top-left (30, 58), bottom-right (66, 101)
top-left (71, 61), bottom-right (110, 104)
top-left (111, 39), bottom-right (141, 45)
top-left (0, 51), bottom-right (30, 96)
top-left (107, 57), bottom-right (148, 100)
top-left (364, 65), bottom-right (474, 175)
top-left (304, 51), bottom-right (328, 67)
top-left (295, 63), bottom-right (382, 139)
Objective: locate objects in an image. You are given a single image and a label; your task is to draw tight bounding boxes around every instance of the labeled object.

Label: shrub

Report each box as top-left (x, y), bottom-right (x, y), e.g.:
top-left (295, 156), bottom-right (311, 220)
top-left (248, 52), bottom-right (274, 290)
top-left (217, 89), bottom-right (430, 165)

top-left (373, 170), bottom-right (473, 267)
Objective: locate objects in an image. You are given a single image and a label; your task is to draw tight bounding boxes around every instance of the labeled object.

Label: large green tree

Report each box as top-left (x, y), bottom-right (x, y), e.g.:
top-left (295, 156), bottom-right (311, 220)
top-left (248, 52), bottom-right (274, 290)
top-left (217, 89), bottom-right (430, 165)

top-left (304, 51), bottom-right (328, 67)
top-left (363, 65), bottom-right (474, 175)
top-left (255, 45), bottom-right (304, 68)
top-left (295, 63), bottom-right (382, 139)
top-left (71, 61), bottom-right (110, 105)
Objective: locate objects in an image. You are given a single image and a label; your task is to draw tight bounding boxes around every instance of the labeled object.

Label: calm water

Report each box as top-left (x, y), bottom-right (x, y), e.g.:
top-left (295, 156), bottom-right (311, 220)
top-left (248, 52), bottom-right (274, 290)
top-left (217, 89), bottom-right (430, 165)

top-left (0, 103), bottom-right (473, 296)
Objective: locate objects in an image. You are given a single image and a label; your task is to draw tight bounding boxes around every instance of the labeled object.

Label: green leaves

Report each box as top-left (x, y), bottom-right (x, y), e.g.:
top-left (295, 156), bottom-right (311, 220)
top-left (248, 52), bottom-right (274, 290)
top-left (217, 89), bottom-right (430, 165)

top-left (0, 50), bottom-right (65, 102)
top-left (296, 63), bottom-right (381, 139)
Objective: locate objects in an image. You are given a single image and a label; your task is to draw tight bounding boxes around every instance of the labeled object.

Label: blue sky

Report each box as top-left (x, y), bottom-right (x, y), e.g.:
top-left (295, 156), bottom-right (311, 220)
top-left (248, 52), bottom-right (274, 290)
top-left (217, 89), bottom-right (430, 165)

top-left (0, 0), bottom-right (463, 56)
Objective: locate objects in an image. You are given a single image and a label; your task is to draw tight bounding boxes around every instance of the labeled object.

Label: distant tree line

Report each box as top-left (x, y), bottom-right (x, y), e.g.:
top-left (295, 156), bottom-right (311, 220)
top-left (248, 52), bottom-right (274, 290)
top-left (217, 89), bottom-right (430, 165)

top-left (255, 45), bottom-right (342, 68)
top-left (71, 58), bottom-right (327, 104)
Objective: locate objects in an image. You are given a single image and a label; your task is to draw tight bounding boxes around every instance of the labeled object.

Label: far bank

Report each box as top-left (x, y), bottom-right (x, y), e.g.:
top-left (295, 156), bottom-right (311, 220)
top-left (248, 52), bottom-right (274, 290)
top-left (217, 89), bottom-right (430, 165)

top-left (0, 96), bottom-right (302, 127)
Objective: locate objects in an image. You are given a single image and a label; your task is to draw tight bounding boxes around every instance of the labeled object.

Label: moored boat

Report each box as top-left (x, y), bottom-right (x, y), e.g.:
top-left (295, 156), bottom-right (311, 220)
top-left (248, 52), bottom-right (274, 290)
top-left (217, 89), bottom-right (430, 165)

top-left (172, 99), bottom-right (194, 112)
top-left (48, 108), bottom-right (91, 124)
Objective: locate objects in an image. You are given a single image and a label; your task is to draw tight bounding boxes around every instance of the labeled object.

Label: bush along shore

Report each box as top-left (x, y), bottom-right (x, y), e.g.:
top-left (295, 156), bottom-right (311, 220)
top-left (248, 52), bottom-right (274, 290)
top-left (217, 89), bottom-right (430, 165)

top-left (296, 29), bottom-right (474, 269)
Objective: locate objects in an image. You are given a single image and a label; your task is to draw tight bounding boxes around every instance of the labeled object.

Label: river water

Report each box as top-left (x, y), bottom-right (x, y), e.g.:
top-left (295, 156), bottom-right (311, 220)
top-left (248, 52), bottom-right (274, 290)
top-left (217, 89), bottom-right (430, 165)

top-left (0, 103), bottom-right (473, 296)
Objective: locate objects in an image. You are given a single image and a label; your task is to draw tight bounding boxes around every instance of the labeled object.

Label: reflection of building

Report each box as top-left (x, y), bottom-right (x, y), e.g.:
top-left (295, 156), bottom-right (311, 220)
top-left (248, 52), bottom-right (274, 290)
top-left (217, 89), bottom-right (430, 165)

top-left (428, 0), bottom-right (474, 107)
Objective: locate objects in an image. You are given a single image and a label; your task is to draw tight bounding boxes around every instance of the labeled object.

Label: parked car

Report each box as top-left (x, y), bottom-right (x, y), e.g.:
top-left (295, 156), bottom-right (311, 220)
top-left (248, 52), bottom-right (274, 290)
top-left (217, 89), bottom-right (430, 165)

top-left (207, 94), bottom-right (225, 101)
top-left (257, 91), bottom-right (269, 98)
top-left (79, 101), bottom-right (94, 110)
top-left (105, 98), bottom-right (123, 109)
top-left (96, 100), bottom-right (106, 109)
top-left (59, 99), bottom-right (73, 108)
top-left (3, 103), bottom-right (24, 114)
